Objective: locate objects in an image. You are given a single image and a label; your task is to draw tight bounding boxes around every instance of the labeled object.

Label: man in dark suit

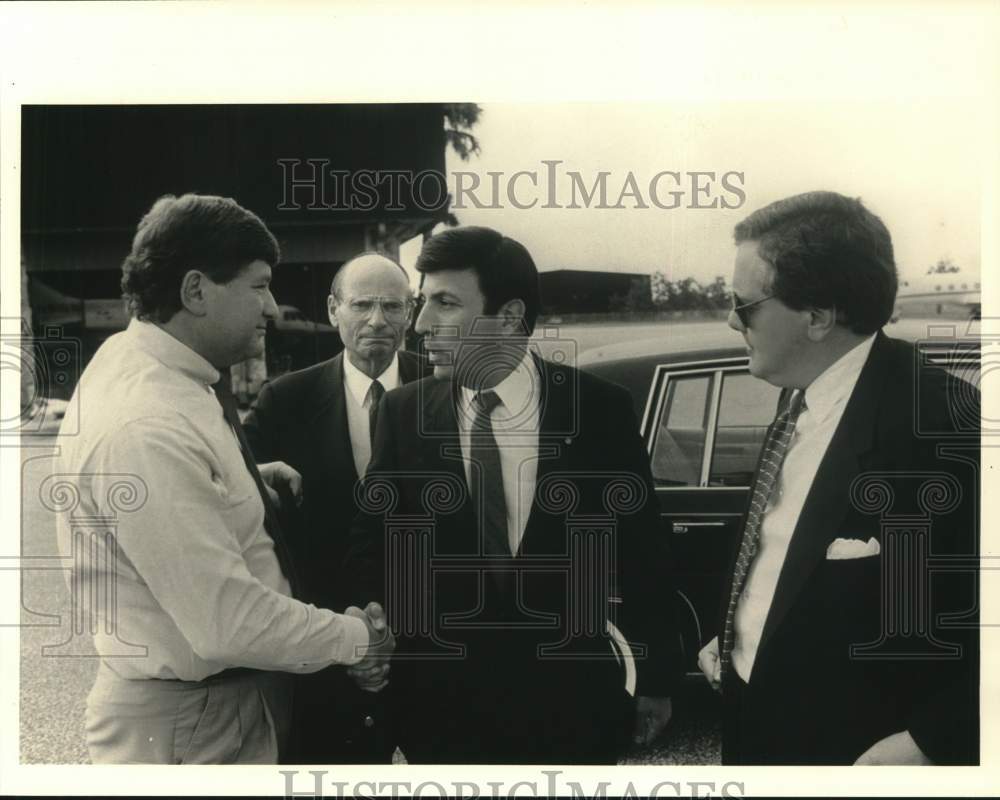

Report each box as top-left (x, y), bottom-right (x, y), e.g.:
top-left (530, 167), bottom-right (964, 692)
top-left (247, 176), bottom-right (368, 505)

top-left (344, 226), bottom-right (683, 764)
top-left (243, 252), bottom-right (429, 763)
top-left (698, 191), bottom-right (979, 765)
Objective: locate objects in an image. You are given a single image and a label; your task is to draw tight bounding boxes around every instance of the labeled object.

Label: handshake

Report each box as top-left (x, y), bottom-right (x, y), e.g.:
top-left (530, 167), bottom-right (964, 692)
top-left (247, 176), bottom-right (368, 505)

top-left (344, 601), bottom-right (395, 692)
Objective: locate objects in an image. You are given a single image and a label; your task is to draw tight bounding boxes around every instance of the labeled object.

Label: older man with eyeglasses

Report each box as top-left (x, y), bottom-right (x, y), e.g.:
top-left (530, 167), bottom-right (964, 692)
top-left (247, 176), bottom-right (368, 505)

top-left (243, 252), bottom-right (430, 763)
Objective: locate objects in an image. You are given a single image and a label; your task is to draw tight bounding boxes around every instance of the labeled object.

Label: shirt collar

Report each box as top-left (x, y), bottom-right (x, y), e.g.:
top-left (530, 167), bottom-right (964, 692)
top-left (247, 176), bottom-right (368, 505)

top-left (460, 348), bottom-right (538, 419)
top-left (804, 334), bottom-right (876, 423)
top-left (127, 318), bottom-right (220, 388)
top-left (342, 351), bottom-right (401, 406)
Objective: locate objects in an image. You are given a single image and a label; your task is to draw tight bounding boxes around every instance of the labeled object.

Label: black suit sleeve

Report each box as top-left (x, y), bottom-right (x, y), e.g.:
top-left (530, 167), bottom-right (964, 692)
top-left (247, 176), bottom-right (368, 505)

top-left (896, 366), bottom-right (980, 764)
top-left (605, 385), bottom-right (684, 698)
top-left (242, 380), bottom-right (280, 464)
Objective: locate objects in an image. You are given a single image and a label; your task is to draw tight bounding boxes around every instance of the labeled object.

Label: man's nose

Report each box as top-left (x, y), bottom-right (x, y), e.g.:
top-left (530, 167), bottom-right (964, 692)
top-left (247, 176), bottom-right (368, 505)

top-left (414, 302), bottom-right (432, 335)
top-left (367, 302), bottom-right (388, 327)
top-left (263, 289), bottom-right (279, 320)
top-left (727, 307), bottom-right (743, 333)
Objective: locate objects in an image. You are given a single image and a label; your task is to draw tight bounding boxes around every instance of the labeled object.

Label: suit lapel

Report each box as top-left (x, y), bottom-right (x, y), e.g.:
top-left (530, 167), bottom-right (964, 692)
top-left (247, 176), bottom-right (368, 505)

top-left (519, 355), bottom-right (575, 555)
top-left (307, 352), bottom-right (359, 486)
top-left (313, 351), bottom-right (425, 487)
top-left (398, 349), bottom-right (427, 384)
top-left (421, 376), bottom-right (467, 482)
top-left (757, 333), bottom-right (889, 654)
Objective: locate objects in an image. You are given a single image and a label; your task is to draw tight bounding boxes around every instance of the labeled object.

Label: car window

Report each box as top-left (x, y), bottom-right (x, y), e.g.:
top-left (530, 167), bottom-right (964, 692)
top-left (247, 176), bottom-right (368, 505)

top-left (650, 373), bottom-right (712, 487)
top-left (708, 371), bottom-right (781, 487)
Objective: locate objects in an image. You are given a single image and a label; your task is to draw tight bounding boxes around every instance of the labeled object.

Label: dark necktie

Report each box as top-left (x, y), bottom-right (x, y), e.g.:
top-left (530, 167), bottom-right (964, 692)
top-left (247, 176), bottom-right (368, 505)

top-left (720, 389), bottom-right (806, 680)
top-left (469, 390), bottom-right (512, 595)
top-left (367, 379), bottom-right (385, 449)
top-left (213, 377), bottom-right (302, 599)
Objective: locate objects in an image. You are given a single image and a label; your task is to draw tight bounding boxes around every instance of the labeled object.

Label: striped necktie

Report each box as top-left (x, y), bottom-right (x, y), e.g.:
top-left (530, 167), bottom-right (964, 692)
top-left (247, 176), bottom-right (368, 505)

top-left (719, 388), bottom-right (805, 680)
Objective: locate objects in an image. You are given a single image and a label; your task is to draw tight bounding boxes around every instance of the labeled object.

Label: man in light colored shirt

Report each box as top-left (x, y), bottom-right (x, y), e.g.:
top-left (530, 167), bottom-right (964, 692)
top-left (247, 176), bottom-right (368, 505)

top-left (344, 226), bottom-right (683, 763)
top-left (243, 252), bottom-right (428, 763)
top-left (697, 191), bottom-right (978, 765)
top-left (55, 194), bottom-right (392, 764)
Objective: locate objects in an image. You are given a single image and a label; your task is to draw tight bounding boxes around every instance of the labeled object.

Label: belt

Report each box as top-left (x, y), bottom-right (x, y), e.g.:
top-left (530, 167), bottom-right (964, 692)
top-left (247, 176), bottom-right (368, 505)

top-left (205, 666), bottom-right (259, 682)
top-left (153, 666), bottom-right (259, 684)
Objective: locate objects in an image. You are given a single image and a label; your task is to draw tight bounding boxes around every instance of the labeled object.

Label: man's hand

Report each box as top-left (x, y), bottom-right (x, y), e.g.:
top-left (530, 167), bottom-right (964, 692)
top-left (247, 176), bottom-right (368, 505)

top-left (345, 601), bottom-right (395, 693)
top-left (633, 695), bottom-right (673, 745)
top-left (697, 636), bottom-right (721, 692)
top-left (854, 730), bottom-right (933, 765)
top-left (258, 461), bottom-right (303, 507)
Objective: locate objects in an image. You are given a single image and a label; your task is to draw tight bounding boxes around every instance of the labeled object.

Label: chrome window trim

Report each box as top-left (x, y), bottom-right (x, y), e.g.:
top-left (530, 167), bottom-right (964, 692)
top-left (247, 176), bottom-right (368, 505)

top-left (639, 355), bottom-right (749, 435)
top-left (700, 369), bottom-right (723, 486)
top-left (645, 358), bottom-right (756, 487)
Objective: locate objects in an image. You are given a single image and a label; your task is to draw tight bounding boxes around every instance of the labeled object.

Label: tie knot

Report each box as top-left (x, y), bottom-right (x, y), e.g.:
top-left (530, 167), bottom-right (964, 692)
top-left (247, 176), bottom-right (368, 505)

top-left (368, 379), bottom-right (385, 407)
top-left (783, 389), bottom-right (806, 420)
top-left (474, 390), bottom-right (503, 415)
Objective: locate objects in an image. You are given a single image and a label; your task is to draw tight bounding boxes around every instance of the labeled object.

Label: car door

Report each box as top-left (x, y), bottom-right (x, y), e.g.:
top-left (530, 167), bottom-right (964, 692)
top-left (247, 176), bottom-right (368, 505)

top-left (641, 356), bottom-right (781, 670)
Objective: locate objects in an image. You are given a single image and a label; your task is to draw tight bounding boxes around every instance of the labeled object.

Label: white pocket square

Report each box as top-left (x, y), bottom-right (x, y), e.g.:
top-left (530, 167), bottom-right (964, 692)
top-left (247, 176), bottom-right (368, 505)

top-left (826, 536), bottom-right (880, 560)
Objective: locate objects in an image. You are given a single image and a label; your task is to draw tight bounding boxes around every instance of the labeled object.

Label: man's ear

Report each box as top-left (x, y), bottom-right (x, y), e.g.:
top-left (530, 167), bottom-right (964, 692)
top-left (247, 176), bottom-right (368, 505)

top-left (179, 270), bottom-right (210, 316)
top-left (498, 298), bottom-right (527, 335)
top-left (805, 306), bottom-right (838, 342)
top-left (327, 295), bottom-right (340, 330)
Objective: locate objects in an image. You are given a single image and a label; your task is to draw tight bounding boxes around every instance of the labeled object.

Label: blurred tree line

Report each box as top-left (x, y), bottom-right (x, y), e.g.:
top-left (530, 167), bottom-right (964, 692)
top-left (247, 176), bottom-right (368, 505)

top-left (609, 273), bottom-right (731, 313)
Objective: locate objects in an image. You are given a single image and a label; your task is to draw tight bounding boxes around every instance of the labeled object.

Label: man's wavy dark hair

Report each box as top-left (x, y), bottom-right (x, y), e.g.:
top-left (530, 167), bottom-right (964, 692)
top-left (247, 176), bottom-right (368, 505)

top-left (734, 191), bottom-right (897, 335)
top-left (121, 193), bottom-right (280, 322)
top-left (415, 225), bottom-right (540, 334)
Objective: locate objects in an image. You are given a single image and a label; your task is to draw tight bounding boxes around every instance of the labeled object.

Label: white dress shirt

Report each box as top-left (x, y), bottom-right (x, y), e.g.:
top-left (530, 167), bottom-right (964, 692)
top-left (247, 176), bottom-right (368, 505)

top-left (55, 319), bottom-right (369, 681)
top-left (342, 353), bottom-right (401, 476)
top-left (732, 334), bottom-right (876, 681)
top-left (457, 350), bottom-right (542, 555)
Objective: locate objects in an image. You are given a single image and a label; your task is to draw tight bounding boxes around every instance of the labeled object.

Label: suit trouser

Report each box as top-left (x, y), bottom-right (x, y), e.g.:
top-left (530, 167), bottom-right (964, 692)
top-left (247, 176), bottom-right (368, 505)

top-left (85, 662), bottom-right (293, 764)
top-left (284, 666), bottom-right (396, 764)
top-left (721, 670), bottom-right (748, 766)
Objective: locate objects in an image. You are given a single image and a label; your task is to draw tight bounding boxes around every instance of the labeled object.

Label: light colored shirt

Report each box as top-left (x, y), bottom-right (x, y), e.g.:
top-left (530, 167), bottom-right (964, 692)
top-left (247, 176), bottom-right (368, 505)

top-left (55, 319), bottom-right (369, 681)
top-left (458, 349), bottom-right (542, 555)
top-left (732, 335), bottom-right (876, 681)
top-left (342, 352), bottom-right (401, 477)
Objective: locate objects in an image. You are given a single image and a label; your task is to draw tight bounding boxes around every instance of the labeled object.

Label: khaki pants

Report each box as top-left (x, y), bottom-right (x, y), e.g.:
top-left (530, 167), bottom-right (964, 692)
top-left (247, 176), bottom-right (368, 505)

top-left (84, 663), bottom-right (293, 764)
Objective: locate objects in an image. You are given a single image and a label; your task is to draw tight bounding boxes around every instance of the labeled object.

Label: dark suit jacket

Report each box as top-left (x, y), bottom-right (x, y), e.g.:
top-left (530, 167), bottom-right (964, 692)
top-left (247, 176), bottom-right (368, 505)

top-left (244, 349), bottom-right (429, 610)
top-left (345, 356), bottom-right (683, 764)
top-left (722, 332), bottom-right (979, 765)
top-left (242, 349), bottom-right (429, 763)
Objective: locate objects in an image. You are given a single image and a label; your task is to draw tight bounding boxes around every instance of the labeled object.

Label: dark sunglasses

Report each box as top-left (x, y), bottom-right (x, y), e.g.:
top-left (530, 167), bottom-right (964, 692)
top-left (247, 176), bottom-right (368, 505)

top-left (731, 292), bottom-right (776, 328)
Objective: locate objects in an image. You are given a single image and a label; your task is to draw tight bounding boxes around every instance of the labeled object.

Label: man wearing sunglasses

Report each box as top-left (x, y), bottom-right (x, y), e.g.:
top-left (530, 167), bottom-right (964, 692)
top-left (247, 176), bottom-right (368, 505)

top-left (699, 191), bottom-right (978, 766)
top-left (243, 252), bottom-right (429, 763)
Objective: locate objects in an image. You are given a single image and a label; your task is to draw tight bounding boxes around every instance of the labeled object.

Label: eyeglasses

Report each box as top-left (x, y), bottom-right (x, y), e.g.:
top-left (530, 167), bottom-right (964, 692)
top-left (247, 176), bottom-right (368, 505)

top-left (731, 292), bottom-right (776, 328)
top-left (339, 295), bottom-right (414, 322)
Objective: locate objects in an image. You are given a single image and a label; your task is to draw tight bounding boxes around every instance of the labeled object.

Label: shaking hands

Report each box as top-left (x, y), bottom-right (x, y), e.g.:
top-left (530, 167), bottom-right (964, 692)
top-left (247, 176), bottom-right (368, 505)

top-left (344, 601), bottom-right (395, 692)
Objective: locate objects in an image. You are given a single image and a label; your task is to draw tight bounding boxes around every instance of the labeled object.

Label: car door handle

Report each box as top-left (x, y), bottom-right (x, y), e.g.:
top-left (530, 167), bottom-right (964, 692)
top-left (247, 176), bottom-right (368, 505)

top-left (672, 520), bottom-right (727, 534)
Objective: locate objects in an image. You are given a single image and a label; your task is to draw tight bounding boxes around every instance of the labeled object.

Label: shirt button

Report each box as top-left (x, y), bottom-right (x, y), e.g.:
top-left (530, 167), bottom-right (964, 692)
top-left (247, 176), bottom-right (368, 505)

top-left (364, 715), bottom-right (375, 728)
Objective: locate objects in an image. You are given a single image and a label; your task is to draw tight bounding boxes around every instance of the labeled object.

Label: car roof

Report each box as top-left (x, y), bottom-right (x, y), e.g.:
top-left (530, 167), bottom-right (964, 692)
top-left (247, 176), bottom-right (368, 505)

top-left (574, 317), bottom-right (980, 425)
top-left (577, 322), bottom-right (745, 367)
top-left (576, 317), bottom-right (980, 369)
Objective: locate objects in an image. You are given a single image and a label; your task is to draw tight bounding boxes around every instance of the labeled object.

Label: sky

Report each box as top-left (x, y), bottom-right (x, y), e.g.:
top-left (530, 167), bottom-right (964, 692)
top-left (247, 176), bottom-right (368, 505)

top-left (424, 101), bottom-right (984, 288)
